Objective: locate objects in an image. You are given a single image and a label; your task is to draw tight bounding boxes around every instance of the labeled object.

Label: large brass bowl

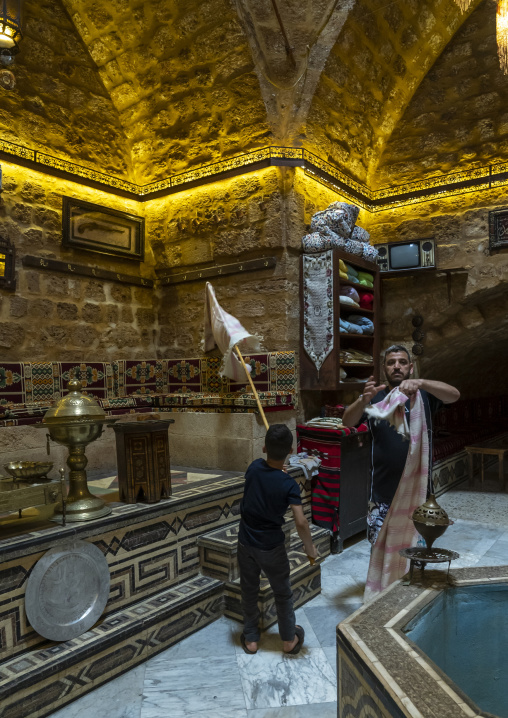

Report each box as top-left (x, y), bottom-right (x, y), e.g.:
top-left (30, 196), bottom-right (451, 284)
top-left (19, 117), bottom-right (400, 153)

top-left (4, 461), bottom-right (54, 482)
top-left (46, 420), bottom-right (104, 448)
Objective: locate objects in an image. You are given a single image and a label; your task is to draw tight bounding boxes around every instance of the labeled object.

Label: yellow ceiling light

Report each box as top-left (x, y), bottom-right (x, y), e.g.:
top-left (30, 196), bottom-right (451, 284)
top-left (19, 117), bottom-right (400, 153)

top-left (0, 0), bottom-right (22, 54)
top-left (498, 0), bottom-right (508, 74)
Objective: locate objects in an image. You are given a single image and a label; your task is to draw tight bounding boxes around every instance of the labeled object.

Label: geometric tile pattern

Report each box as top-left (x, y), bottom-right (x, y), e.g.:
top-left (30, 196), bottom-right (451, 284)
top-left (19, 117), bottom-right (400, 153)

top-left (0, 469), bottom-right (311, 663)
top-left (433, 450), bottom-right (469, 497)
top-left (224, 530), bottom-right (328, 629)
top-left (0, 466), bottom-right (315, 718)
top-left (0, 575), bottom-right (224, 718)
top-left (338, 645), bottom-right (404, 718)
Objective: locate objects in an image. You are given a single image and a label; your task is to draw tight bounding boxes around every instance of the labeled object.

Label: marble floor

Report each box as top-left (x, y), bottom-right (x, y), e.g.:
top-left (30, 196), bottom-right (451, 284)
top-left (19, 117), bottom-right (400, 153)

top-left (48, 467), bottom-right (508, 718)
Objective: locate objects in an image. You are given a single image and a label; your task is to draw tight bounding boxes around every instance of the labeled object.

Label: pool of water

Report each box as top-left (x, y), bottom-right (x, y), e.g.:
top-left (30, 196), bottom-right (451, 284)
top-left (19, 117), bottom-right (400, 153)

top-left (404, 583), bottom-right (508, 718)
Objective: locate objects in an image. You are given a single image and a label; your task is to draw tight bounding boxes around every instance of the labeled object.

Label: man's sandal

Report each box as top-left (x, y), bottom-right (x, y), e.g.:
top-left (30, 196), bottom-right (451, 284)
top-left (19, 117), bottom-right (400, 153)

top-left (240, 633), bottom-right (257, 654)
top-left (285, 625), bottom-right (305, 655)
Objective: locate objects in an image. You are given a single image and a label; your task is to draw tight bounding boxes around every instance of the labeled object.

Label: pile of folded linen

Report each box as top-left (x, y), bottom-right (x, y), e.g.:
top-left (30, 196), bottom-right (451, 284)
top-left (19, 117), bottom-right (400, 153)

top-left (339, 286), bottom-right (360, 307)
top-left (302, 201), bottom-right (379, 262)
top-left (344, 264), bottom-right (374, 287)
top-left (305, 416), bottom-right (344, 429)
top-left (340, 349), bottom-right (373, 364)
top-left (340, 315), bottom-right (374, 335)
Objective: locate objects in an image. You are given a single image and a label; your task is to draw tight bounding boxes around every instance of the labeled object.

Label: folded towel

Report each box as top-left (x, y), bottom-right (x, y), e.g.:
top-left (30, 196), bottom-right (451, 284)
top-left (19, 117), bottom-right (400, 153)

top-left (352, 226), bottom-right (370, 243)
top-left (358, 278), bottom-right (374, 288)
top-left (339, 259), bottom-right (348, 274)
top-left (302, 232), bottom-right (326, 253)
top-left (362, 244), bottom-right (379, 262)
top-left (345, 263), bottom-right (359, 277)
top-left (347, 315), bottom-right (374, 335)
top-left (340, 286), bottom-right (360, 303)
top-left (358, 291), bottom-right (374, 310)
top-left (339, 296), bottom-right (360, 308)
top-left (358, 270), bottom-right (374, 282)
top-left (344, 238), bottom-right (364, 256)
top-left (340, 318), bottom-right (363, 334)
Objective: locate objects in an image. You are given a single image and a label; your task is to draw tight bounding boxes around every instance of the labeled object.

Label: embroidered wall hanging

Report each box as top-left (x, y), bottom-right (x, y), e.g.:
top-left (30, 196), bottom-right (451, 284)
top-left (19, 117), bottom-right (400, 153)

top-left (303, 251), bottom-right (334, 374)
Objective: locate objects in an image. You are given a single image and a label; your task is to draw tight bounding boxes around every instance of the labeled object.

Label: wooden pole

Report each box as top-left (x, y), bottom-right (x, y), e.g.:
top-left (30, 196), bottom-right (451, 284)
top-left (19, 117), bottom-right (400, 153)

top-left (234, 345), bottom-right (269, 431)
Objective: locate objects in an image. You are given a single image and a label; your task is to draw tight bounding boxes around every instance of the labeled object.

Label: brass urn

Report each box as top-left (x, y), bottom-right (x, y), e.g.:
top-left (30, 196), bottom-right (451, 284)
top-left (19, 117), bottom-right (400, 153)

top-left (43, 380), bottom-right (117, 522)
top-left (412, 494), bottom-right (453, 550)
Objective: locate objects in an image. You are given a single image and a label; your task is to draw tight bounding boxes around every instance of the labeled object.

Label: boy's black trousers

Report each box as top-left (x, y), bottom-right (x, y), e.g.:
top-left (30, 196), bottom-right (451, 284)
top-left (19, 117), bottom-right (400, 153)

top-left (237, 540), bottom-right (295, 642)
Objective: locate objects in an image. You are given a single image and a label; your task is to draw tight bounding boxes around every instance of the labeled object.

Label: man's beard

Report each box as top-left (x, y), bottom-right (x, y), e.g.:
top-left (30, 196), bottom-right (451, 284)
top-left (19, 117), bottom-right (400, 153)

top-left (387, 371), bottom-right (410, 387)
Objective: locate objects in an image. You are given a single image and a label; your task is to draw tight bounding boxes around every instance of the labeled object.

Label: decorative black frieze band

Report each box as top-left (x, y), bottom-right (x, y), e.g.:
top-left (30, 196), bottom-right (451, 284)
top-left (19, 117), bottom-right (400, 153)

top-left (2, 138), bottom-right (507, 209)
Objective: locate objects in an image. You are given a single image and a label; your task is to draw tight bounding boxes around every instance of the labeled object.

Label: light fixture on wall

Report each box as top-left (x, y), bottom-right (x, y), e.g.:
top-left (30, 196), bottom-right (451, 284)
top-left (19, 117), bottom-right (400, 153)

top-left (497, 0), bottom-right (508, 74)
top-left (0, 0), bottom-right (22, 89)
top-left (0, 0), bottom-right (22, 55)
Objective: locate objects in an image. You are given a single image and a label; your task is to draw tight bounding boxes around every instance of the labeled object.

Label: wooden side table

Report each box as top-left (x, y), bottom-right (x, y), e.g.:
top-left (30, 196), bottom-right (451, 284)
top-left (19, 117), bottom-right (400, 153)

top-left (112, 420), bottom-right (174, 504)
top-left (465, 440), bottom-right (508, 491)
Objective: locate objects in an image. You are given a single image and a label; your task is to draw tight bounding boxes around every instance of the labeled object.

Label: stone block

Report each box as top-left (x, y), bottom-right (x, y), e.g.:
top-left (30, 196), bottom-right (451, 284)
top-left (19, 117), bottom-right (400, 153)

top-left (57, 302), bottom-right (78, 320)
top-left (9, 297), bottom-right (28, 318)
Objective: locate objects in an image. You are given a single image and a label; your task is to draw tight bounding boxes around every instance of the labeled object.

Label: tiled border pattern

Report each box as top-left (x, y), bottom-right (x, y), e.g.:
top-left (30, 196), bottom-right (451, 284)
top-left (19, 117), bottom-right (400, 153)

top-left (224, 545), bottom-right (323, 630)
top-left (433, 451), bottom-right (469, 497)
top-left (337, 566), bottom-right (508, 718)
top-left (0, 469), bottom-right (310, 662)
top-left (0, 575), bottom-right (223, 718)
top-left (199, 523), bottom-right (328, 583)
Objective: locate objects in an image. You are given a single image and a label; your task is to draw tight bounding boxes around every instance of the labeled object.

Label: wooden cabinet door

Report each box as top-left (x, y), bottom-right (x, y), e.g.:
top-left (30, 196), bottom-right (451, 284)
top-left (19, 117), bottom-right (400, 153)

top-left (339, 432), bottom-right (371, 541)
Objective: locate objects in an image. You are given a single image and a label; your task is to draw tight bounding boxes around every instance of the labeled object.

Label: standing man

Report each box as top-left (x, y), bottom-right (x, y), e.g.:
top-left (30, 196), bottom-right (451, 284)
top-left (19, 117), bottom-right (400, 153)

top-left (342, 345), bottom-right (460, 546)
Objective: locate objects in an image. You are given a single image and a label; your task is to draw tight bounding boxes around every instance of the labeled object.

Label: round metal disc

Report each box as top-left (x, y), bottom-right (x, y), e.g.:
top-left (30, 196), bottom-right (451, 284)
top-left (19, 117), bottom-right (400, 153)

top-left (25, 539), bottom-right (110, 642)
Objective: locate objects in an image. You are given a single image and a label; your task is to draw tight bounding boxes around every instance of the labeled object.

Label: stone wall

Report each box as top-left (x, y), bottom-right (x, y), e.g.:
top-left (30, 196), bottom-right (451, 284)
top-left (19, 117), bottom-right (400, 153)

top-left (150, 167), bottom-right (295, 358)
top-left (62, 0), bottom-right (271, 185)
top-left (365, 188), bottom-right (508, 398)
top-left (0, 162), bottom-right (157, 362)
top-left (377, 0), bottom-right (508, 187)
top-left (306, 0), bottom-right (467, 184)
top-left (1, 0), bottom-right (132, 179)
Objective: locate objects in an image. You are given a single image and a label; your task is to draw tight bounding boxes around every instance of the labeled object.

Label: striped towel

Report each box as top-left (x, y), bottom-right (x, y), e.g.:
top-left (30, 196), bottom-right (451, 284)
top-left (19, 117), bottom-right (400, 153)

top-left (363, 389), bottom-right (429, 603)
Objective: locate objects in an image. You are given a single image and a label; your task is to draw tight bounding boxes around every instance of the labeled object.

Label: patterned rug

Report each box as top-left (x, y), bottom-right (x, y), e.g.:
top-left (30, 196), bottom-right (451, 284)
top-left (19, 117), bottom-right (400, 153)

top-left (302, 251), bottom-right (334, 374)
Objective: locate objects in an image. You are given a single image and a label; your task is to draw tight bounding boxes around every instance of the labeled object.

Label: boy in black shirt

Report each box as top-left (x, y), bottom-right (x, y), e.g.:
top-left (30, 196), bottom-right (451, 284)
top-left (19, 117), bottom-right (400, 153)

top-left (238, 424), bottom-right (318, 655)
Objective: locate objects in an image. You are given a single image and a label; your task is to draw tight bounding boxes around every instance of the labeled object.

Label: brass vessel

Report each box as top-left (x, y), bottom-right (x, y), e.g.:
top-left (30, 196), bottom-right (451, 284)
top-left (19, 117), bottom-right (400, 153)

top-left (412, 494), bottom-right (453, 550)
top-left (4, 461), bottom-right (53, 482)
top-left (42, 379), bottom-right (117, 522)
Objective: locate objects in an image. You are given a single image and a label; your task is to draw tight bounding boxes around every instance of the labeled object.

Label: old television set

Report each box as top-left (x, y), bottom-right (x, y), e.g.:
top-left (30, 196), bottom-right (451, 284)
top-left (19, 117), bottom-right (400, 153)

top-left (376, 238), bottom-right (435, 273)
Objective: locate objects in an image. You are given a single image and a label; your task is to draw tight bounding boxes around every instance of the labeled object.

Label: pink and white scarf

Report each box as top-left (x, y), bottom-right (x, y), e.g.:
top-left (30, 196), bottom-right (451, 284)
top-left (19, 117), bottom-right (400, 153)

top-left (363, 388), bottom-right (429, 604)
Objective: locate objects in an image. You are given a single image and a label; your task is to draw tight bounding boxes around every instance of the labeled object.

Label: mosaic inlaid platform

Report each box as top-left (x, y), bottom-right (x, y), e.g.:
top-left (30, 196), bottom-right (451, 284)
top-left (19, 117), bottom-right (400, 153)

top-left (224, 528), bottom-right (329, 629)
top-left (0, 466), bottom-right (313, 718)
top-left (337, 565), bottom-right (508, 718)
top-left (0, 574), bottom-right (224, 718)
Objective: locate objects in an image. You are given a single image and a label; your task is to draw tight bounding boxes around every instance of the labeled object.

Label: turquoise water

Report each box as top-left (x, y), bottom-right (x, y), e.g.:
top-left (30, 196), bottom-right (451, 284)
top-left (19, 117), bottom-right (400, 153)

top-left (404, 584), bottom-right (508, 718)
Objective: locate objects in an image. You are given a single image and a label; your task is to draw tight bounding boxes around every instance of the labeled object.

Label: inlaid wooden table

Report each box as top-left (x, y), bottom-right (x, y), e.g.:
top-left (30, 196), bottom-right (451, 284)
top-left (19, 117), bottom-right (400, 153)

top-left (464, 439), bottom-right (508, 491)
top-left (112, 420), bottom-right (174, 504)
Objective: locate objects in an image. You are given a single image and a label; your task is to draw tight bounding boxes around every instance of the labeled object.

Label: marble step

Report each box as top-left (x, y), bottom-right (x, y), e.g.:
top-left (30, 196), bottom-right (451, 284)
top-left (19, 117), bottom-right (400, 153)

top-left (223, 532), bottom-right (325, 630)
top-left (199, 522), bottom-right (330, 582)
top-left (0, 574), bottom-right (224, 718)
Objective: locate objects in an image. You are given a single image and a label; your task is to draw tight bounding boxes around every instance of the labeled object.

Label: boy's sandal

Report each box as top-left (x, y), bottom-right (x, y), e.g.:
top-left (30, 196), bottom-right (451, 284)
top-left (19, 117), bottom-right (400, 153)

top-left (241, 633), bottom-right (257, 654)
top-left (285, 625), bottom-right (305, 655)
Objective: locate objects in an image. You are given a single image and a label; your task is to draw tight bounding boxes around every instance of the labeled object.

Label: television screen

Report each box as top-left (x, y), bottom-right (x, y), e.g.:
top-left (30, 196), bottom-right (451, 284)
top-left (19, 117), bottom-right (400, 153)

top-left (389, 242), bottom-right (420, 269)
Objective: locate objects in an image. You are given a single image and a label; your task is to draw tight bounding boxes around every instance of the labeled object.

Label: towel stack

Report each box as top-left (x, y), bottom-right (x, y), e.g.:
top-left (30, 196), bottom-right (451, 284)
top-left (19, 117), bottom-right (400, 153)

top-left (340, 315), bottom-right (374, 335)
top-left (302, 201), bottom-right (379, 263)
top-left (340, 349), bottom-right (373, 364)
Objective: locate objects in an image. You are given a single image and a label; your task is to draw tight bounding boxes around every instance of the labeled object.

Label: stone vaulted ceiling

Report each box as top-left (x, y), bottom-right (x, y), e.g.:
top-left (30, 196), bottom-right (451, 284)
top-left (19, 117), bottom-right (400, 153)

top-left (0, 0), bottom-right (491, 186)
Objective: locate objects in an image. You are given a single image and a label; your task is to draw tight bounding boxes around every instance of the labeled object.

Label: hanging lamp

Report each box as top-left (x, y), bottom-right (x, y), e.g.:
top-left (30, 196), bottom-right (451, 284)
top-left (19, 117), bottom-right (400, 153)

top-left (0, 0), bottom-right (22, 55)
top-left (498, 0), bottom-right (508, 74)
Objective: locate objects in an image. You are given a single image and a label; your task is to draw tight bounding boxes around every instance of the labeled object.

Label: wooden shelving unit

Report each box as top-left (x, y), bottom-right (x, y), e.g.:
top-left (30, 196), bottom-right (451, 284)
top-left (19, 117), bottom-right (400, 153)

top-left (300, 248), bottom-right (380, 391)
